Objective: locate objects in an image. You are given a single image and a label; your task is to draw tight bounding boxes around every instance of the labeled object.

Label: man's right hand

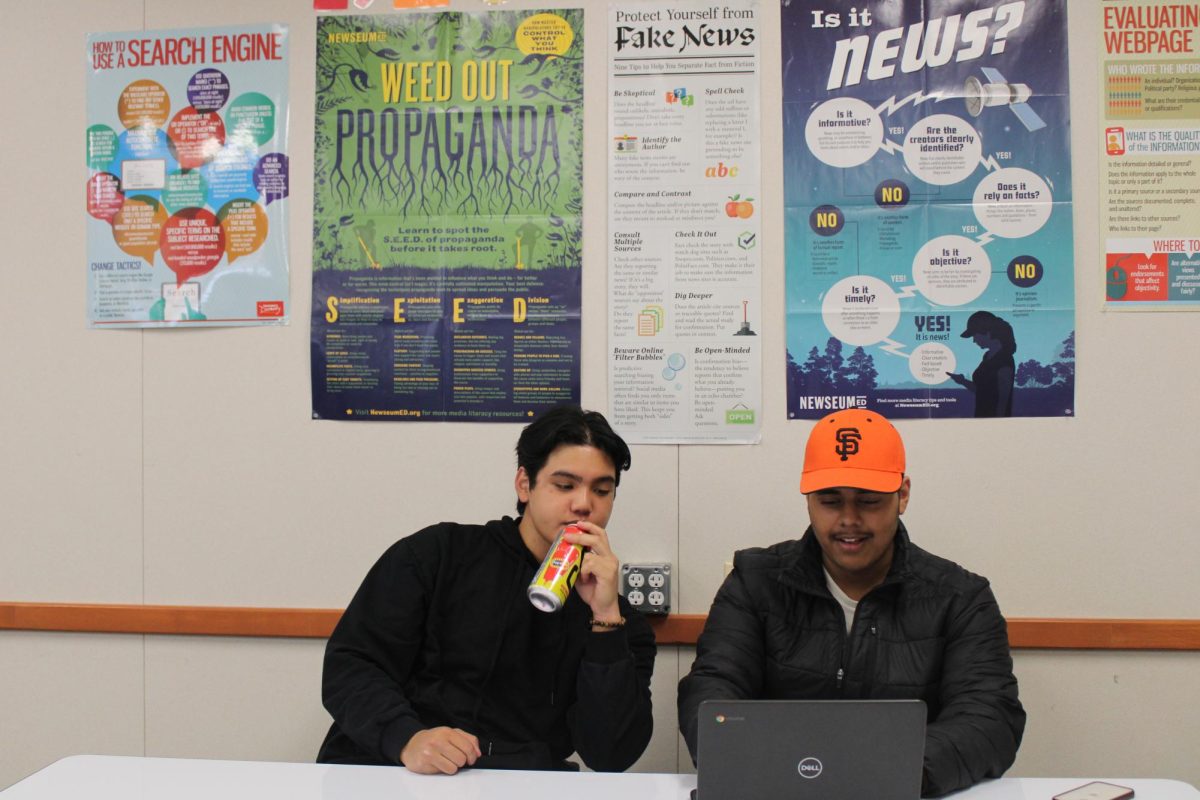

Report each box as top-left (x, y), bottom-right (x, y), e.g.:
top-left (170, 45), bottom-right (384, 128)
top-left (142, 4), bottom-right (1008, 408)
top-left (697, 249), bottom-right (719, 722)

top-left (399, 727), bottom-right (482, 774)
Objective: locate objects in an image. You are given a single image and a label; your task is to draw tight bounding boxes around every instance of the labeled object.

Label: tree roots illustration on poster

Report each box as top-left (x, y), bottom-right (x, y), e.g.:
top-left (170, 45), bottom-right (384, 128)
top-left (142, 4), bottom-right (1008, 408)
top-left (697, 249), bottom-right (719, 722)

top-left (311, 11), bottom-right (584, 421)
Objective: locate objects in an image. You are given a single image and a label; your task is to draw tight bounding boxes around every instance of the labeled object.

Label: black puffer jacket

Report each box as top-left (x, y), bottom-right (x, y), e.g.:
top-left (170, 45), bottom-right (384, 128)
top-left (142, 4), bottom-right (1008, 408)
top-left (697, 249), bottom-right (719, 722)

top-left (318, 518), bottom-right (656, 771)
top-left (678, 523), bottom-right (1024, 797)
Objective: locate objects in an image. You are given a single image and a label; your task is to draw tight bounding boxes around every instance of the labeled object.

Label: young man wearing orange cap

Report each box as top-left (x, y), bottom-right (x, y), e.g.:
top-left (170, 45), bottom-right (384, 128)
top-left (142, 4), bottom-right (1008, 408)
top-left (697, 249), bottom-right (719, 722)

top-left (678, 408), bottom-right (1025, 797)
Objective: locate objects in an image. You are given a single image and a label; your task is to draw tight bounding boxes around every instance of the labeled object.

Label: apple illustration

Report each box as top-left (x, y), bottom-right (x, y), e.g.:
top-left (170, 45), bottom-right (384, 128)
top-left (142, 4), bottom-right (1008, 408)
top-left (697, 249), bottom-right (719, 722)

top-left (726, 195), bottom-right (754, 218)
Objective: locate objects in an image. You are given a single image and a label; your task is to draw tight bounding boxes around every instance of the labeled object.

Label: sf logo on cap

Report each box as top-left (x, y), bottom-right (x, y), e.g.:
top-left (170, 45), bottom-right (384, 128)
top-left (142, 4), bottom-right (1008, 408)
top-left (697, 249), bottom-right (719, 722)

top-left (834, 427), bottom-right (861, 461)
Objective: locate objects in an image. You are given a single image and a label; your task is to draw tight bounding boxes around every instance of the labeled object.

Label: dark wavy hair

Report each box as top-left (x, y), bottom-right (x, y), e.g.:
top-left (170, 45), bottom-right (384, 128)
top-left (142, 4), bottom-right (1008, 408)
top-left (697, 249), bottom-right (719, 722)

top-left (515, 405), bottom-right (631, 514)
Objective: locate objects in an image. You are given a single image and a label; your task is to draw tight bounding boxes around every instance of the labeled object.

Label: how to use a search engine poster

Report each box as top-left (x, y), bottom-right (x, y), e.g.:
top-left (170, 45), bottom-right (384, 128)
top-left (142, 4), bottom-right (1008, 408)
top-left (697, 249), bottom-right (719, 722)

top-left (783, 0), bottom-right (1075, 419)
top-left (86, 25), bottom-right (290, 328)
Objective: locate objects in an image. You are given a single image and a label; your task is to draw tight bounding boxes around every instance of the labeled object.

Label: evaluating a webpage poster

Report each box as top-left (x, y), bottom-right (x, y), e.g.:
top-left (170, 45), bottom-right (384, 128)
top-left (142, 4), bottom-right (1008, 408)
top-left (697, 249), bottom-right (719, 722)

top-left (86, 25), bottom-right (290, 327)
top-left (608, 0), bottom-right (762, 444)
top-left (1100, 0), bottom-right (1200, 309)
top-left (784, 0), bottom-right (1075, 419)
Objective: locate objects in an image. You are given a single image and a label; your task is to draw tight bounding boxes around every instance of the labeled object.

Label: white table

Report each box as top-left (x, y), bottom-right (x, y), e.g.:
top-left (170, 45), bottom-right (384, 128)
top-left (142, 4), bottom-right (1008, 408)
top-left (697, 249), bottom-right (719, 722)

top-left (2, 756), bottom-right (1197, 799)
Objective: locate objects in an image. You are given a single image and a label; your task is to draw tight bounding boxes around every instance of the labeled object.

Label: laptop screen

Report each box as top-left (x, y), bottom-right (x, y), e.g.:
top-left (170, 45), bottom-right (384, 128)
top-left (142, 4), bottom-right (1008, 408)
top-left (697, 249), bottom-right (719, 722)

top-left (696, 699), bottom-right (926, 800)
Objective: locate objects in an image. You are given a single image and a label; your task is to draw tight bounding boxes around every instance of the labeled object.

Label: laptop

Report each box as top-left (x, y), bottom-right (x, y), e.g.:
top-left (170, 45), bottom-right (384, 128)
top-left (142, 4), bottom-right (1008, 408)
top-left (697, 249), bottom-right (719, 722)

top-left (696, 699), bottom-right (926, 800)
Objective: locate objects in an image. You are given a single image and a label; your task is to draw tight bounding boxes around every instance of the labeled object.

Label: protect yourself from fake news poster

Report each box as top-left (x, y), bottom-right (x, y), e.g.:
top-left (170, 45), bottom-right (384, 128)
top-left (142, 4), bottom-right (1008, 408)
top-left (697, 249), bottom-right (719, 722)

top-left (608, 1), bottom-right (762, 444)
top-left (1100, 1), bottom-right (1200, 309)
top-left (783, 0), bottom-right (1075, 419)
top-left (311, 11), bottom-right (583, 422)
top-left (86, 25), bottom-right (290, 328)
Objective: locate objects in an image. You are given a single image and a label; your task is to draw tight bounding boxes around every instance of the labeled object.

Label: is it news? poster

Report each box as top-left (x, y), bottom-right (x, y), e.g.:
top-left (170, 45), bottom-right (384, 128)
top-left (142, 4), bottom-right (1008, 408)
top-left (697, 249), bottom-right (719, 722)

top-left (783, 0), bottom-right (1075, 419)
top-left (86, 25), bottom-right (290, 327)
top-left (311, 10), bottom-right (584, 422)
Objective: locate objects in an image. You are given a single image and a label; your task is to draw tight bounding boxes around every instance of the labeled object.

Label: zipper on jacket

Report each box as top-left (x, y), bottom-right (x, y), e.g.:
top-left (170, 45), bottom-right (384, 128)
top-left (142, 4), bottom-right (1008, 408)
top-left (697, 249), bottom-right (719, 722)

top-left (838, 609), bottom-right (856, 696)
top-left (866, 623), bottom-right (879, 681)
top-left (837, 610), bottom-right (877, 695)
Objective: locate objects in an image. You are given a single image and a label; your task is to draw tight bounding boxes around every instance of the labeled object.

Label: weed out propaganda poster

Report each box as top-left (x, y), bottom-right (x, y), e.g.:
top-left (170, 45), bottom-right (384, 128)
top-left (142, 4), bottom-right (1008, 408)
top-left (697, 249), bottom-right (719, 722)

top-left (311, 10), bottom-right (583, 421)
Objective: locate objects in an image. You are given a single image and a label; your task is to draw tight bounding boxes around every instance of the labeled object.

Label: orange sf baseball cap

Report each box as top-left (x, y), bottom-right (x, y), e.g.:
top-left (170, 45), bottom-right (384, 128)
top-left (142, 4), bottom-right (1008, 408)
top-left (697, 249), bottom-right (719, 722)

top-left (800, 408), bottom-right (905, 494)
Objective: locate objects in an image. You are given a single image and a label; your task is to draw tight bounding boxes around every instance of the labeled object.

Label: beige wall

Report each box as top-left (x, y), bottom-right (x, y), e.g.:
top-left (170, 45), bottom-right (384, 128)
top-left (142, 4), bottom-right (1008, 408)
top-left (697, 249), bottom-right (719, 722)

top-left (2, 0), bottom-right (1198, 791)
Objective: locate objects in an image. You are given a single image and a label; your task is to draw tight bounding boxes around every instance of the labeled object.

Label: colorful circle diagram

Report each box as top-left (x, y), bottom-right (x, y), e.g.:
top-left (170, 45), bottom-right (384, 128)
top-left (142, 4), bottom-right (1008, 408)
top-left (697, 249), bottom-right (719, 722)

top-left (226, 92), bottom-right (276, 147)
top-left (112, 196), bottom-right (168, 264)
top-left (160, 207), bottom-right (226, 283)
top-left (187, 69), bottom-right (230, 113)
top-left (201, 143), bottom-right (260, 209)
top-left (162, 170), bottom-right (208, 214)
top-left (86, 69), bottom-right (287, 286)
top-left (86, 125), bottom-right (119, 171)
top-left (87, 173), bottom-right (124, 222)
top-left (167, 106), bottom-right (226, 169)
top-left (253, 153), bottom-right (289, 205)
top-left (218, 199), bottom-right (268, 263)
top-left (117, 79), bottom-right (170, 130)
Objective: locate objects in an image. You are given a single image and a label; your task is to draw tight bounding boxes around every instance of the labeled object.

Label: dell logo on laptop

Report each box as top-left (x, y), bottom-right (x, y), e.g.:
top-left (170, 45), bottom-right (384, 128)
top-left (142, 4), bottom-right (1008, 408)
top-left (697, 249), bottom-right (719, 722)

top-left (797, 757), bottom-right (823, 779)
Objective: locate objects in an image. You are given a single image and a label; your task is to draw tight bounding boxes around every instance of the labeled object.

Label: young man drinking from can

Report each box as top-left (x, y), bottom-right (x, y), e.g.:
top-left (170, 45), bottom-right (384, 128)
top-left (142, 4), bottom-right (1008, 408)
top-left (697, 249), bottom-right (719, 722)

top-left (318, 405), bottom-right (654, 773)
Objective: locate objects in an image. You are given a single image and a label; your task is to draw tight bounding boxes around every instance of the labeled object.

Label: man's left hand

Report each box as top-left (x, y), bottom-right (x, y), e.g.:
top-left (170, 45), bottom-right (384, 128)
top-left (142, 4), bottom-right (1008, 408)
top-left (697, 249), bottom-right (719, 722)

top-left (563, 522), bottom-right (622, 626)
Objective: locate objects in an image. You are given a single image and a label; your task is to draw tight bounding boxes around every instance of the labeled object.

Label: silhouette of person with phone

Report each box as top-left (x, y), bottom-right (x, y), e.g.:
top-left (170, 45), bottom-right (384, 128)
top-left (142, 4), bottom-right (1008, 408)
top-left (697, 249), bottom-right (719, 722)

top-left (946, 311), bottom-right (1016, 417)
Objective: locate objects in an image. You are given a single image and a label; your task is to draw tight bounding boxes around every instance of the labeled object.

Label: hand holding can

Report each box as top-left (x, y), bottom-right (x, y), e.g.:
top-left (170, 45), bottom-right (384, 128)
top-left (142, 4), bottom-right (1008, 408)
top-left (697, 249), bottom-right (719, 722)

top-left (527, 525), bottom-right (584, 612)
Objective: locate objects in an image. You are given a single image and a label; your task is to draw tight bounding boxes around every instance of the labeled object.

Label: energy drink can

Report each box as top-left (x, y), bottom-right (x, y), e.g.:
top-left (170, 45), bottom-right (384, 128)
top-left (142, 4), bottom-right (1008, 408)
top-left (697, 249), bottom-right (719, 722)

top-left (527, 525), bottom-right (584, 612)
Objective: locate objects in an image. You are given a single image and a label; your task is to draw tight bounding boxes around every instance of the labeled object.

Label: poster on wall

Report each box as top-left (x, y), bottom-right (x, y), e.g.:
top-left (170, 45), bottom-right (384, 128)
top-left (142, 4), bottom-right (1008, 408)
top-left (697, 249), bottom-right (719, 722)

top-left (314, 0), bottom-right (449, 9)
top-left (86, 25), bottom-right (290, 328)
top-left (1100, 1), bottom-right (1200, 309)
top-left (607, 0), bottom-right (762, 444)
top-left (311, 11), bottom-right (584, 422)
top-left (783, 0), bottom-right (1075, 419)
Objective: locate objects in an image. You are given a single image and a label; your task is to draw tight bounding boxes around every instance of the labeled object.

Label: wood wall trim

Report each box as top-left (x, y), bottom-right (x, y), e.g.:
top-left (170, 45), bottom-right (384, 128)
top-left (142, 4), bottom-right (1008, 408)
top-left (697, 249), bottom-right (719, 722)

top-left (0, 602), bottom-right (341, 639)
top-left (2, 603), bottom-right (1199, 650)
top-left (1004, 618), bottom-right (1200, 651)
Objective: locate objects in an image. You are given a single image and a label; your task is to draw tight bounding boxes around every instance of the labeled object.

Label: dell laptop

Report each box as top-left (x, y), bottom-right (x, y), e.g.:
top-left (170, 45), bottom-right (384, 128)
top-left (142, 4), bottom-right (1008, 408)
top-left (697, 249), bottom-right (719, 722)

top-left (696, 699), bottom-right (926, 800)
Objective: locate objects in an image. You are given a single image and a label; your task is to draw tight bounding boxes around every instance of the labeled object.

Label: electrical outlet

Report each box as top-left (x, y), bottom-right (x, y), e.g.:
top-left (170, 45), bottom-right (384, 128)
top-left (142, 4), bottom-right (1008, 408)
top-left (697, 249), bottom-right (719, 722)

top-left (621, 563), bottom-right (671, 615)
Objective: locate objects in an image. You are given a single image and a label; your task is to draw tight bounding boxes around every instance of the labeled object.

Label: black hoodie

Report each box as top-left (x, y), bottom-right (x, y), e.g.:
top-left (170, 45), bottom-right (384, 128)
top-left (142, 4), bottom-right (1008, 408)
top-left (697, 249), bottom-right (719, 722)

top-left (318, 517), bottom-right (656, 771)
